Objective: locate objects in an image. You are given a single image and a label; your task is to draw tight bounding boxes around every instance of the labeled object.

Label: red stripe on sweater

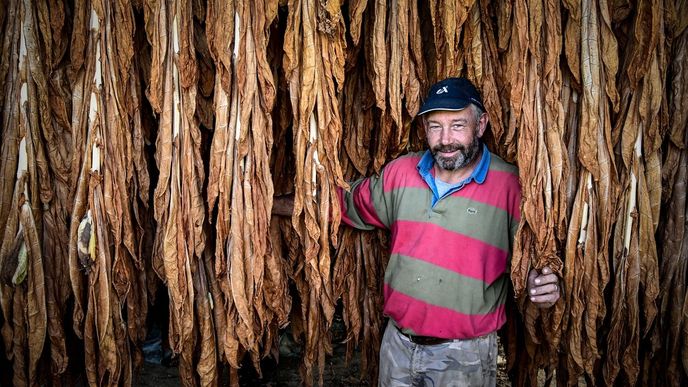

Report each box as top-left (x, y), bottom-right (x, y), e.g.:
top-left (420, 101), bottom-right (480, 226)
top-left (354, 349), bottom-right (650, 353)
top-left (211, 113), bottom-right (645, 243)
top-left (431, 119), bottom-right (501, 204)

top-left (382, 156), bottom-right (424, 193)
top-left (339, 184), bottom-right (386, 228)
top-left (458, 170), bottom-right (521, 220)
top-left (383, 165), bottom-right (520, 219)
top-left (383, 284), bottom-right (506, 339)
top-left (391, 221), bottom-right (508, 284)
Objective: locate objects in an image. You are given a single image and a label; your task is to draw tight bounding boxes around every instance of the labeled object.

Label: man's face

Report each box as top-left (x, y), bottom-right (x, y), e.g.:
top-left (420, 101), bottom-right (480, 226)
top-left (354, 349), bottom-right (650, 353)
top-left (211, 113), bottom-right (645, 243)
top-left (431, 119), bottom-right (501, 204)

top-left (424, 107), bottom-right (485, 172)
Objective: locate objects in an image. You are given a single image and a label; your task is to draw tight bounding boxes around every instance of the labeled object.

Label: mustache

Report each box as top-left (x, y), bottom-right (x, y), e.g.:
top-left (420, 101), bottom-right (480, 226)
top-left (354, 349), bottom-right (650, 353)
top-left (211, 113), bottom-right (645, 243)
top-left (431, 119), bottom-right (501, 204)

top-left (431, 144), bottom-right (465, 153)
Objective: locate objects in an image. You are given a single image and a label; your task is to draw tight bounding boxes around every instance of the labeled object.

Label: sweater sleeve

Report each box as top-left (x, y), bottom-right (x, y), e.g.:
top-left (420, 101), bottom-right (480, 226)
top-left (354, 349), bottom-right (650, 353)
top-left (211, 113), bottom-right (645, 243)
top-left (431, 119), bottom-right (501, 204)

top-left (338, 169), bottom-right (392, 230)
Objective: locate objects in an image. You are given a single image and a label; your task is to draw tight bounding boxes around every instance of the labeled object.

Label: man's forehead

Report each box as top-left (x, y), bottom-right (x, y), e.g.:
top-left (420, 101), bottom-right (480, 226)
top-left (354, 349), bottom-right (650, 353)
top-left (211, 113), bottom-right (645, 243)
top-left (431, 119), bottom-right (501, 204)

top-left (424, 109), bottom-right (472, 121)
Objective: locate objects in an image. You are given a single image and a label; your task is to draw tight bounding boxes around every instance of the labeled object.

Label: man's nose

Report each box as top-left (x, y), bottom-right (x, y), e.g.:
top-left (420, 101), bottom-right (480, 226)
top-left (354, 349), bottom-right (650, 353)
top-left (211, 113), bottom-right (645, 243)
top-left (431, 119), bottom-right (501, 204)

top-left (439, 128), bottom-right (454, 144)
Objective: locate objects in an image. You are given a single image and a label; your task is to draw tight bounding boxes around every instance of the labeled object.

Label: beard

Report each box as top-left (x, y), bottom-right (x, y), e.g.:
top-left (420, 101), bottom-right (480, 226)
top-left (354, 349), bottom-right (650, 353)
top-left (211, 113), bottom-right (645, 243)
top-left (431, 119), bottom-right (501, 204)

top-left (431, 135), bottom-right (481, 171)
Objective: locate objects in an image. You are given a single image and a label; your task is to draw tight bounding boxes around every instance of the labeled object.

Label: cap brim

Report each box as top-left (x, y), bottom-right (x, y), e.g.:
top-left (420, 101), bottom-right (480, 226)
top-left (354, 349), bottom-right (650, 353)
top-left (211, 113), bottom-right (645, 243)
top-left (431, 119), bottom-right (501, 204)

top-left (417, 98), bottom-right (471, 116)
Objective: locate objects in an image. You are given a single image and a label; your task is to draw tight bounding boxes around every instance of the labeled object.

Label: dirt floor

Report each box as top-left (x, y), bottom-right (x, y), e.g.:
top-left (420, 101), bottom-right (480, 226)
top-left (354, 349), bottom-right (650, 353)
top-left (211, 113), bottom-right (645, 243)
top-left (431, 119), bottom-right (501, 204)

top-left (135, 334), bottom-right (512, 386)
top-left (136, 337), bottom-right (368, 386)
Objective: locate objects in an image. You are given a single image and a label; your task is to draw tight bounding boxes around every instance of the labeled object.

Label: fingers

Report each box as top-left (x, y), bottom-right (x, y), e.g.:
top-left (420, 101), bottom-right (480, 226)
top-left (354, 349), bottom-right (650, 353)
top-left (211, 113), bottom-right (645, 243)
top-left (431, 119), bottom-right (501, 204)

top-left (529, 295), bottom-right (557, 307)
top-left (528, 266), bottom-right (561, 307)
top-left (529, 284), bottom-right (560, 306)
top-left (528, 268), bottom-right (538, 282)
top-left (529, 282), bottom-right (558, 297)
top-left (528, 267), bottom-right (557, 287)
top-left (527, 268), bottom-right (539, 289)
top-left (533, 272), bottom-right (558, 286)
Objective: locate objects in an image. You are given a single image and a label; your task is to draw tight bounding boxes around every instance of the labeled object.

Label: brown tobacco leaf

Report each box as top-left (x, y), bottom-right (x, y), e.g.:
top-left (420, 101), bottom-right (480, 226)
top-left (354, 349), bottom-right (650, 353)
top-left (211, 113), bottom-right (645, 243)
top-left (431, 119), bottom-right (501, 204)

top-left (0, 156), bottom-right (24, 290)
top-left (19, 201), bottom-right (47, 386)
top-left (209, 0), bottom-right (282, 377)
top-left (3, 1), bottom-right (688, 386)
top-left (42, 81), bottom-right (72, 380)
top-left (608, 96), bottom-right (662, 386)
top-left (511, 0), bottom-right (566, 300)
top-left (341, 68), bottom-right (373, 176)
top-left (626, 0), bottom-right (661, 88)
top-left (65, 1), bottom-right (152, 385)
top-left (147, 0), bottom-right (203, 382)
top-left (662, 28), bottom-right (688, 201)
top-left (604, 1), bottom-right (665, 385)
top-left (193, 260), bottom-right (218, 386)
top-left (473, 0), bottom-right (506, 154)
top-left (205, 0), bottom-right (237, 373)
top-left (648, 25), bottom-right (688, 384)
top-left (205, 4), bottom-right (236, 294)
top-left (348, 0), bottom-right (368, 46)
top-left (578, 0), bottom-right (602, 180)
top-left (0, 3), bottom-right (4, 76)
top-left (0, 283), bottom-right (13, 378)
top-left (562, 172), bottom-right (601, 383)
top-left (555, 1), bottom-right (618, 385)
top-left (654, 134), bottom-right (687, 385)
top-left (0, 1), bottom-right (54, 384)
top-left (11, 286), bottom-right (28, 386)
top-left (428, 0), bottom-right (474, 78)
top-left (379, 0), bottom-right (426, 154)
top-left (0, 0), bottom-right (20, 235)
top-left (332, 228), bottom-right (387, 382)
top-left (406, 0), bottom-right (427, 116)
top-left (370, 0), bottom-right (387, 110)
top-left (562, 0), bottom-right (582, 87)
top-left (283, 0), bottom-right (348, 383)
top-left (504, 2), bottom-right (567, 378)
top-left (502, 0), bottom-right (528, 161)
top-left (67, 0), bottom-right (105, 341)
top-left (83, 275), bottom-right (98, 386)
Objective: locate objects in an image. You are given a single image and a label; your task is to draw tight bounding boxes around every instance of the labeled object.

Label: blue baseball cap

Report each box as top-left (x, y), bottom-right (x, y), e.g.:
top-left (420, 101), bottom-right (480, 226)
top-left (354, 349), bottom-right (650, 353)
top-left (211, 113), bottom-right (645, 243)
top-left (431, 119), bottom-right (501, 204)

top-left (417, 77), bottom-right (485, 116)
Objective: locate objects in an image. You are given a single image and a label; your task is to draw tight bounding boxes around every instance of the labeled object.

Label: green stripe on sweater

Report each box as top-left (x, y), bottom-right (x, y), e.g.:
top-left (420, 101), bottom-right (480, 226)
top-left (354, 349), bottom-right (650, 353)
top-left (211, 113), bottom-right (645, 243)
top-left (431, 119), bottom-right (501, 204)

top-left (392, 187), bottom-right (514, 251)
top-left (489, 154), bottom-right (519, 175)
top-left (385, 254), bottom-right (509, 315)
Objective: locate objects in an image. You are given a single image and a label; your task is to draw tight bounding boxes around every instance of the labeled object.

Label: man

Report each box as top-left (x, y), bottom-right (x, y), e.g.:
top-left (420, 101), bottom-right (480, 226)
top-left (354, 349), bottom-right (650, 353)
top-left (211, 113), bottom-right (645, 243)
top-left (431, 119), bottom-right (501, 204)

top-left (275, 77), bottom-right (560, 386)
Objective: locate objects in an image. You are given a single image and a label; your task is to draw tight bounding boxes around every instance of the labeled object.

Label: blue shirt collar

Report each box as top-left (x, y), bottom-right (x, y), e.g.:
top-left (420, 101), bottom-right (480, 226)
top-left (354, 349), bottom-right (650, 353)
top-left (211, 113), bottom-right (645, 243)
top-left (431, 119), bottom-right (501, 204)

top-left (416, 144), bottom-right (491, 204)
top-left (417, 143), bottom-right (490, 183)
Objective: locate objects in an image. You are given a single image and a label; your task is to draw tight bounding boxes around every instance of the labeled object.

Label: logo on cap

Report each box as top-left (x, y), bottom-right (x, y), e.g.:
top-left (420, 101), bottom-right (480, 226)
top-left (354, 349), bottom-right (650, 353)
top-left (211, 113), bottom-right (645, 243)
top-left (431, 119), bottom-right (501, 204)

top-left (417, 77), bottom-right (485, 116)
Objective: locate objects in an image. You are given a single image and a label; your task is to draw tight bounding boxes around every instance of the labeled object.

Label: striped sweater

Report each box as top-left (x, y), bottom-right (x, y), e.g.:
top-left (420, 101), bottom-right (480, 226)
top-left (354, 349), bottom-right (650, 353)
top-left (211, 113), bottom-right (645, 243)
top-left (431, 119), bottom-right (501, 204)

top-left (339, 146), bottom-right (521, 339)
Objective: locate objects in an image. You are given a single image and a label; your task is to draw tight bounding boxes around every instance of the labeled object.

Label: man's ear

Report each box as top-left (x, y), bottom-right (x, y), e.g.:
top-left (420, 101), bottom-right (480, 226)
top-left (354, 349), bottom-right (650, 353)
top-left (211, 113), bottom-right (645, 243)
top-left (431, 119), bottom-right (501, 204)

top-left (477, 113), bottom-right (489, 138)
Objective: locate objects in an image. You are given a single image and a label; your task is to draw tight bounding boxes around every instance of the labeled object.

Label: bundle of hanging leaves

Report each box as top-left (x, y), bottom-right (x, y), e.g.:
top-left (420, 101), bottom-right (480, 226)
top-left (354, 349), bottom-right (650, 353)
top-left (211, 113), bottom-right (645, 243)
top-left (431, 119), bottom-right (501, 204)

top-left (0, 0), bottom-right (686, 386)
